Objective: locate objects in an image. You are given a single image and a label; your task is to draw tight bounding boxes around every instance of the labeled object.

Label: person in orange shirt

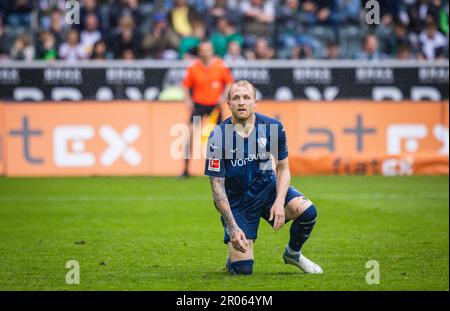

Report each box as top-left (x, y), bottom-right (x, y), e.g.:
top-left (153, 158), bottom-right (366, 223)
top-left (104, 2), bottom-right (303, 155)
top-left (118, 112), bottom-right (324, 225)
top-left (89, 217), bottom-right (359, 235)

top-left (181, 40), bottom-right (234, 177)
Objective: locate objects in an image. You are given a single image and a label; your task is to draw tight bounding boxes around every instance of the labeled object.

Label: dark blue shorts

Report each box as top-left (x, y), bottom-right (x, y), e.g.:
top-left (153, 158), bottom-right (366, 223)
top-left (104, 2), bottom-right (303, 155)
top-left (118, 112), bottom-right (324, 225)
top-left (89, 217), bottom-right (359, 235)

top-left (221, 185), bottom-right (303, 244)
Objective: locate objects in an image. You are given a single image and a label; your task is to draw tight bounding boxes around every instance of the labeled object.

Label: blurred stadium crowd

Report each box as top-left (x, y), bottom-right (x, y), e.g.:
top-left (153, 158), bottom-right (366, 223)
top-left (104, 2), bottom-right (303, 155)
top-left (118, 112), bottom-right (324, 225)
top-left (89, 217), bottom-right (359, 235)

top-left (0, 0), bottom-right (448, 62)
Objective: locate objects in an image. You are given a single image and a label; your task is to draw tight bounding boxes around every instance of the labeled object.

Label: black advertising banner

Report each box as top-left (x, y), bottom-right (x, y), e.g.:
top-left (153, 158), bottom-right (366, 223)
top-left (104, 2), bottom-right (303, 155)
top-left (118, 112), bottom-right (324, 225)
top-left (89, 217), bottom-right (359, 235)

top-left (0, 62), bottom-right (448, 101)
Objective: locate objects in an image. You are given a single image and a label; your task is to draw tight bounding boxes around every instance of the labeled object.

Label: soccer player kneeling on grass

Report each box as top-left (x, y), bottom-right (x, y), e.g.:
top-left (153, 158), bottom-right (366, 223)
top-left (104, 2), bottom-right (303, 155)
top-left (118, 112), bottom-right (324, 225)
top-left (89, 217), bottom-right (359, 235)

top-left (205, 80), bottom-right (322, 275)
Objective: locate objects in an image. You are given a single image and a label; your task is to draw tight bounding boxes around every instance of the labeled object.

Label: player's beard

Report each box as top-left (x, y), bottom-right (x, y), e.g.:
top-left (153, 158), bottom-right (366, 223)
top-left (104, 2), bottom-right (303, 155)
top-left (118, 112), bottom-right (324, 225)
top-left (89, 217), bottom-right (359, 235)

top-left (233, 110), bottom-right (254, 126)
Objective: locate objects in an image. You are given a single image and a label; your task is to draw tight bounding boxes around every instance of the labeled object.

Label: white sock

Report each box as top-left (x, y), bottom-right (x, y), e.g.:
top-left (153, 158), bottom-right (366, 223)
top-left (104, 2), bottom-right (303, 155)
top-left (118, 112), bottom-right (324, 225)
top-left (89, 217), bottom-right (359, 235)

top-left (286, 245), bottom-right (301, 256)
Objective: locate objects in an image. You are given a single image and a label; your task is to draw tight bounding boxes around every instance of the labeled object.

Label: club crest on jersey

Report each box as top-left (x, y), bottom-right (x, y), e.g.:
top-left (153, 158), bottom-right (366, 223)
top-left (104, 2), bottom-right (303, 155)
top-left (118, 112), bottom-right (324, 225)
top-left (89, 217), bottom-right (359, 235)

top-left (257, 137), bottom-right (267, 149)
top-left (208, 158), bottom-right (221, 171)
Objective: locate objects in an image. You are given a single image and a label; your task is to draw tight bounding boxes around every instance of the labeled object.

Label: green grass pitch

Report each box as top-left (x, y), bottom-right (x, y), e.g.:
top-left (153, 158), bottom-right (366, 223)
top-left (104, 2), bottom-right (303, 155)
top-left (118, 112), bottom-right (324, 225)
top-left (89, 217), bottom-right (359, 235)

top-left (0, 176), bottom-right (448, 290)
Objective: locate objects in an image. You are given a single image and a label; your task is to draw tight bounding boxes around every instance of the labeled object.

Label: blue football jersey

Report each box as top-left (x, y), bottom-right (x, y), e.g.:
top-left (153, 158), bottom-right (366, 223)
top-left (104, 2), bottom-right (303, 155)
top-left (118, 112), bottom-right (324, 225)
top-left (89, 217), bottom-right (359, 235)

top-left (205, 113), bottom-right (288, 203)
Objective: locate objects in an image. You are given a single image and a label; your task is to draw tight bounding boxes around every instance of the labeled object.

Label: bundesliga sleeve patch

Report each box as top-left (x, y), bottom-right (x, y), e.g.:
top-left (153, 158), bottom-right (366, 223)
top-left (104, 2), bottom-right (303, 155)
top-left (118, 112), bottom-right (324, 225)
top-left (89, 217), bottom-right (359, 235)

top-left (208, 159), bottom-right (221, 172)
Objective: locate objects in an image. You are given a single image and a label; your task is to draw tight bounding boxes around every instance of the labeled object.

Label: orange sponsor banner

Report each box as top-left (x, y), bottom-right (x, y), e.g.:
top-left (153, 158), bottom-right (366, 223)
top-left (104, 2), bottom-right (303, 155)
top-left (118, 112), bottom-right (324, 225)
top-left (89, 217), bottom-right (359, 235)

top-left (0, 104), bottom-right (5, 175)
top-left (224, 101), bottom-right (448, 175)
top-left (291, 102), bottom-right (447, 156)
top-left (289, 154), bottom-right (449, 176)
top-left (0, 100), bottom-right (448, 176)
top-left (281, 101), bottom-right (449, 175)
top-left (148, 102), bottom-right (225, 176)
top-left (4, 102), bottom-right (151, 176)
top-left (147, 102), bottom-right (189, 175)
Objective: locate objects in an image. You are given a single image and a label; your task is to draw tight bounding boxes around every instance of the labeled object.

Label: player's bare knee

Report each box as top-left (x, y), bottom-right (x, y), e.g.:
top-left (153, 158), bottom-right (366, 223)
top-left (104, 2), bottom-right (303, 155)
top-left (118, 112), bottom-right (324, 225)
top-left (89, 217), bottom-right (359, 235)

top-left (298, 196), bottom-right (313, 211)
top-left (227, 241), bottom-right (254, 262)
top-left (287, 196), bottom-right (314, 218)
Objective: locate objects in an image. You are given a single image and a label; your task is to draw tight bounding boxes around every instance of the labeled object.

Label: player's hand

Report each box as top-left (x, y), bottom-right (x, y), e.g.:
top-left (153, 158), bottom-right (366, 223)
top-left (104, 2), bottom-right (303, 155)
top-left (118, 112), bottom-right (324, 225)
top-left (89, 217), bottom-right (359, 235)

top-left (230, 227), bottom-right (249, 253)
top-left (269, 199), bottom-right (285, 231)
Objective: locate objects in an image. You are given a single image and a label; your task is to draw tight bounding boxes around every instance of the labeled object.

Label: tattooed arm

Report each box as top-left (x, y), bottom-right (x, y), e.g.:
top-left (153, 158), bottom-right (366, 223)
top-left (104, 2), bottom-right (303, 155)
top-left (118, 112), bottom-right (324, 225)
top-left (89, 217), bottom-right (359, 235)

top-left (209, 176), bottom-right (248, 253)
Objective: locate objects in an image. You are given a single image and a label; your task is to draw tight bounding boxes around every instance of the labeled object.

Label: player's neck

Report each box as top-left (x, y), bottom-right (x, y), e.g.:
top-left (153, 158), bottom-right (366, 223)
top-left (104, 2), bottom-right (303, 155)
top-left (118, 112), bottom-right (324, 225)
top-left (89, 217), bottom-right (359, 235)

top-left (200, 57), bottom-right (214, 67)
top-left (232, 113), bottom-right (255, 138)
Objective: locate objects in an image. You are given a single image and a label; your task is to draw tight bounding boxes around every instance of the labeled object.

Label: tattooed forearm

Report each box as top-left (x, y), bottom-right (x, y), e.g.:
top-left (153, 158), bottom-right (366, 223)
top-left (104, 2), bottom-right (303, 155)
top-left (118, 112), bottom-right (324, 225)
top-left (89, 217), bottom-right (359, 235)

top-left (209, 177), bottom-right (238, 233)
top-left (210, 177), bottom-right (228, 205)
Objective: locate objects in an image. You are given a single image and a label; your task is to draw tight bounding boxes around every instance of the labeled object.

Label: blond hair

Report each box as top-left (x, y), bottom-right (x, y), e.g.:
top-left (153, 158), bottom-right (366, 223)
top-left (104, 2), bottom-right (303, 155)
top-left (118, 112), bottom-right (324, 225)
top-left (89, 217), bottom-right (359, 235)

top-left (227, 80), bottom-right (257, 101)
